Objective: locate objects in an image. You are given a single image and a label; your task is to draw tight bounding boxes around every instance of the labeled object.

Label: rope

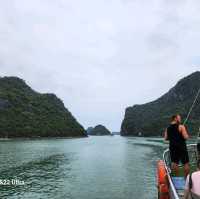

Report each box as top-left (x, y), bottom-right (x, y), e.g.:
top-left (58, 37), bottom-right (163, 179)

top-left (183, 87), bottom-right (200, 125)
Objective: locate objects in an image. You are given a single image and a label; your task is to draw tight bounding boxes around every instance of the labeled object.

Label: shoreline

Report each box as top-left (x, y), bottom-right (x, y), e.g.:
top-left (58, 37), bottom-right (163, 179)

top-left (0, 136), bottom-right (88, 141)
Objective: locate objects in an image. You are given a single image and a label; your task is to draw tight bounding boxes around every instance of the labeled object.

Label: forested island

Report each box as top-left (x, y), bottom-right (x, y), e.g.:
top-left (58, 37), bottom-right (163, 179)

top-left (121, 71), bottom-right (200, 136)
top-left (87, 125), bottom-right (111, 136)
top-left (0, 77), bottom-right (86, 138)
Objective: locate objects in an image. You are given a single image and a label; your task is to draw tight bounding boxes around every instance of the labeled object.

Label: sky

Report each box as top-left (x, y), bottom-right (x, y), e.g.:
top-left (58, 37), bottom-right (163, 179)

top-left (0, 0), bottom-right (200, 131)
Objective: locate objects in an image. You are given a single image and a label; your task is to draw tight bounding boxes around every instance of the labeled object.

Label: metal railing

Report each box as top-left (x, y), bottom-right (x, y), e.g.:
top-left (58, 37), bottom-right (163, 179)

top-left (162, 144), bottom-right (198, 199)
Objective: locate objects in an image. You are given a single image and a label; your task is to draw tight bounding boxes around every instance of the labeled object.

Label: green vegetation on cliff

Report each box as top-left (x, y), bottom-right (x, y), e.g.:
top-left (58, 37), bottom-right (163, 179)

top-left (88, 125), bottom-right (111, 136)
top-left (0, 77), bottom-right (86, 137)
top-left (121, 71), bottom-right (200, 136)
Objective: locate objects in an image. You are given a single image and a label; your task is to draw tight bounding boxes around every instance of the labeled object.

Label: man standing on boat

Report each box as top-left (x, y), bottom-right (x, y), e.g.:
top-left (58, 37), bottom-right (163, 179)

top-left (164, 114), bottom-right (190, 177)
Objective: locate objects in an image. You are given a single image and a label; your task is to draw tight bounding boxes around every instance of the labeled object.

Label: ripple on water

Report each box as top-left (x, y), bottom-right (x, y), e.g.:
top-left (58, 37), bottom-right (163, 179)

top-left (0, 136), bottom-right (163, 199)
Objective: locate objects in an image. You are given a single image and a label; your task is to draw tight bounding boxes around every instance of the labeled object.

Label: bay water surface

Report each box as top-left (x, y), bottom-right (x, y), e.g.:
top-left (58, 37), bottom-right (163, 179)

top-left (0, 136), bottom-right (165, 199)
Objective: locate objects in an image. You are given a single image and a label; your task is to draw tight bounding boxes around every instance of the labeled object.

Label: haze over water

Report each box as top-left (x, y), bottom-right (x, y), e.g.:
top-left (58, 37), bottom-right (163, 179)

top-left (0, 136), bottom-right (164, 199)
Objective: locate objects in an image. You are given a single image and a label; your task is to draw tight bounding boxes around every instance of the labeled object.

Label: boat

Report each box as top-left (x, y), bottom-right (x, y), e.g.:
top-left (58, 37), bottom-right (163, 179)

top-left (156, 86), bottom-right (200, 199)
top-left (157, 143), bottom-right (199, 199)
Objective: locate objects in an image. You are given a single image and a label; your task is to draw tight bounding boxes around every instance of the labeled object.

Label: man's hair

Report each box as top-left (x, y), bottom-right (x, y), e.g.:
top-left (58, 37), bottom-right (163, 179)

top-left (171, 114), bottom-right (178, 122)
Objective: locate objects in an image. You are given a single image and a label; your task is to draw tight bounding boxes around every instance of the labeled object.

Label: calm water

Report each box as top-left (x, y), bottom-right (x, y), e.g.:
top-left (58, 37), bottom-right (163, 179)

top-left (0, 136), bottom-right (165, 199)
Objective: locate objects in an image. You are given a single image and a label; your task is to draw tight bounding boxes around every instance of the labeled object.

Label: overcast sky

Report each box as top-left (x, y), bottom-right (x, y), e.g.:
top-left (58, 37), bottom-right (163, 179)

top-left (0, 0), bottom-right (200, 131)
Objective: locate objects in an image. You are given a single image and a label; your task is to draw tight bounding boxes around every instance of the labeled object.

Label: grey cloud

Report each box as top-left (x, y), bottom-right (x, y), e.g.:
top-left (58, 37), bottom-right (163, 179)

top-left (0, 0), bottom-right (200, 131)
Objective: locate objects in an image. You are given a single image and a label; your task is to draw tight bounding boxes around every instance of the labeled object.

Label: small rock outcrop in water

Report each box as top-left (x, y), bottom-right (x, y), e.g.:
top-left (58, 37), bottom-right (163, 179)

top-left (121, 71), bottom-right (200, 136)
top-left (88, 125), bottom-right (111, 136)
top-left (0, 76), bottom-right (86, 138)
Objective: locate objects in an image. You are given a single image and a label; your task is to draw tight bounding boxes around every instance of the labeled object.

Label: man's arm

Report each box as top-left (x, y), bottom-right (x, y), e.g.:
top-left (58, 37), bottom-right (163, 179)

top-left (179, 125), bottom-right (189, 140)
top-left (184, 175), bottom-right (190, 199)
top-left (184, 189), bottom-right (190, 199)
top-left (164, 129), bottom-right (168, 140)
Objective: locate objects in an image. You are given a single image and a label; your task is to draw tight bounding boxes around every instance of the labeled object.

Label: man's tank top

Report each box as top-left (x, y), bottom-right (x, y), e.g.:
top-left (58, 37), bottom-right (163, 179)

top-left (167, 123), bottom-right (186, 150)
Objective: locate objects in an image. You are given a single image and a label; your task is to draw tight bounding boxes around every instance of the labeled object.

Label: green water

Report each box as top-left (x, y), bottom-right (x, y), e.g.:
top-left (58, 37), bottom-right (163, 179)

top-left (0, 136), bottom-right (165, 199)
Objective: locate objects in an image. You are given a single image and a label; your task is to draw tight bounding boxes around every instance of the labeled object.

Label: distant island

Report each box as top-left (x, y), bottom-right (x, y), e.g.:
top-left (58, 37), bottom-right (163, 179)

top-left (87, 125), bottom-right (111, 136)
top-left (121, 71), bottom-right (200, 137)
top-left (112, 132), bottom-right (120, 135)
top-left (0, 77), bottom-right (86, 138)
top-left (86, 127), bottom-right (94, 135)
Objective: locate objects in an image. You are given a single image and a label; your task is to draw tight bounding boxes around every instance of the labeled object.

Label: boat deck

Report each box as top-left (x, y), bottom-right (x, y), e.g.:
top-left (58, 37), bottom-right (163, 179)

top-left (171, 164), bottom-right (197, 198)
top-left (172, 177), bottom-right (185, 198)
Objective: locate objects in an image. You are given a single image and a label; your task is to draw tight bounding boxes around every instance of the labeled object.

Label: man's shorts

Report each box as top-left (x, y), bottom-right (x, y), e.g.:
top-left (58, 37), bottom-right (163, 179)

top-left (170, 147), bottom-right (189, 165)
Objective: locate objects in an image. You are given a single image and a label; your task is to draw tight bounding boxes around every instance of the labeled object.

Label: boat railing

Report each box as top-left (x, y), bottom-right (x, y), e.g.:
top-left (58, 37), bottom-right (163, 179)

top-left (162, 144), bottom-right (198, 199)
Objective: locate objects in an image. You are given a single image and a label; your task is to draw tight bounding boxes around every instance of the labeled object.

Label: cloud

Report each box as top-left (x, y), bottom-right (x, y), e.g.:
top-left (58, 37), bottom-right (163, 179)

top-left (0, 0), bottom-right (200, 131)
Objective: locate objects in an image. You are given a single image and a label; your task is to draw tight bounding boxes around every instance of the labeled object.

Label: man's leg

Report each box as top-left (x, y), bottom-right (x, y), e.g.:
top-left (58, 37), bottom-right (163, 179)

top-left (182, 149), bottom-right (190, 178)
top-left (183, 163), bottom-right (190, 178)
top-left (171, 162), bottom-right (179, 176)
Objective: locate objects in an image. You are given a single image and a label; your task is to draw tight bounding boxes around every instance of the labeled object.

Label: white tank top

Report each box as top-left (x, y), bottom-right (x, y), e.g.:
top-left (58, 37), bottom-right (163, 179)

top-left (185, 171), bottom-right (200, 196)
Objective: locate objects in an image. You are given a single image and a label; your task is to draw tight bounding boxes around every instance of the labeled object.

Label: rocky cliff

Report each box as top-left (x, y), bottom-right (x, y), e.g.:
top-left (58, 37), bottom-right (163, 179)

top-left (121, 71), bottom-right (200, 136)
top-left (0, 77), bottom-right (86, 138)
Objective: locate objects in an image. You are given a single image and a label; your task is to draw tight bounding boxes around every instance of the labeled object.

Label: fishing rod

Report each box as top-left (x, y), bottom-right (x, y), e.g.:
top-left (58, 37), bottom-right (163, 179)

top-left (183, 87), bottom-right (200, 148)
top-left (183, 87), bottom-right (200, 126)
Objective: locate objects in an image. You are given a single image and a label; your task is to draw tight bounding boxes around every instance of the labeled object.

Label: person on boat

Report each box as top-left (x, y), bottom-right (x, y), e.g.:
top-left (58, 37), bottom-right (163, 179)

top-left (184, 159), bottom-right (200, 199)
top-left (164, 114), bottom-right (190, 177)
